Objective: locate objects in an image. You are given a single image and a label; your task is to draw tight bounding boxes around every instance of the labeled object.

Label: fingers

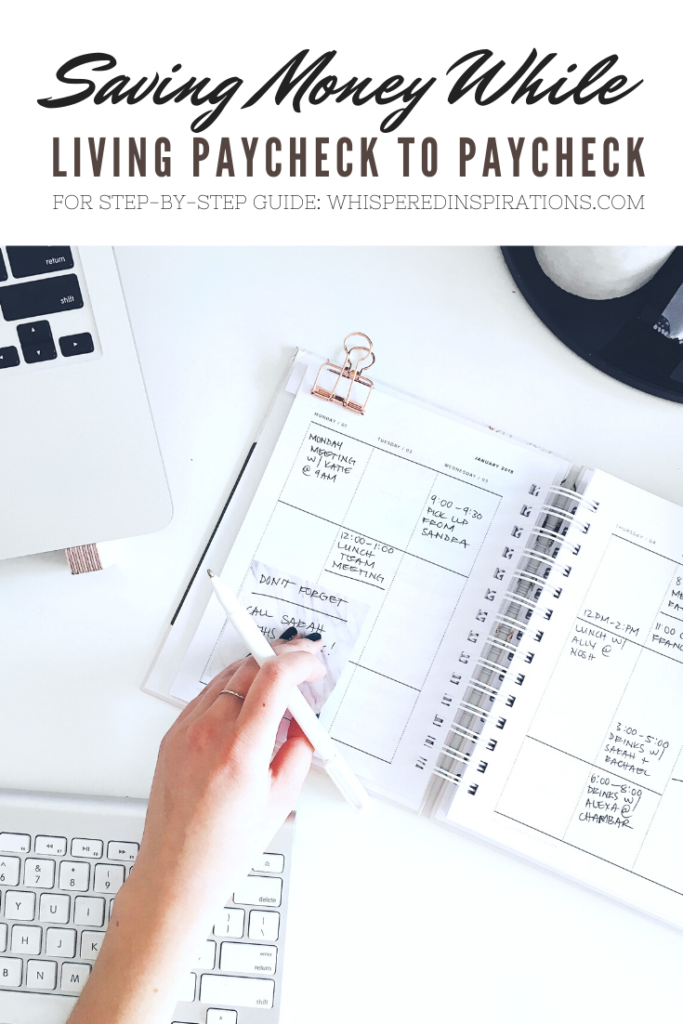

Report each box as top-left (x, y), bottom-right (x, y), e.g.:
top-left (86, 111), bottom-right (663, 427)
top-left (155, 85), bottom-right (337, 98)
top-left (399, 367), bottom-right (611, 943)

top-left (173, 684), bottom-right (209, 725)
top-left (207, 637), bottom-right (323, 709)
top-left (177, 635), bottom-right (316, 727)
top-left (174, 656), bottom-right (251, 726)
top-left (269, 728), bottom-right (314, 805)
top-left (238, 647), bottom-right (325, 741)
top-left (193, 638), bottom-right (324, 758)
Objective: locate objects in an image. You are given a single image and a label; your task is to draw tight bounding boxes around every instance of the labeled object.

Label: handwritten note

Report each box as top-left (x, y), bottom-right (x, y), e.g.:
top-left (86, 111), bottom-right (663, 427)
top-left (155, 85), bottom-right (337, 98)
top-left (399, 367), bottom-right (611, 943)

top-left (169, 374), bottom-right (569, 807)
top-left (170, 561), bottom-right (369, 710)
top-left (494, 520), bottom-right (683, 878)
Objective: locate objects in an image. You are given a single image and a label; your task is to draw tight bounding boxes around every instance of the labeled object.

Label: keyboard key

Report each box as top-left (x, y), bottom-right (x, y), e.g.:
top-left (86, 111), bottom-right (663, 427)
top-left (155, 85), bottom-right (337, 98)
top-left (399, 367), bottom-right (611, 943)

top-left (233, 876), bottom-right (282, 908)
top-left (0, 957), bottom-right (22, 987)
top-left (107, 841), bottom-right (139, 862)
top-left (60, 961), bottom-right (91, 994)
top-left (0, 346), bottom-right (20, 368)
top-left (17, 319), bottom-right (53, 346)
top-left (0, 856), bottom-right (21, 886)
top-left (252, 853), bottom-right (285, 874)
top-left (17, 321), bottom-right (57, 364)
top-left (59, 862), bottom-right (90, 891)
top-left (93, 864), bottom-right (125, 894)
top-left (0, 250), bottom-right (6, 281)
top-left (248, 910), bottom-right (280, 942)
top-left (39, 894), bottom-right (70, 924)
top-left (4, 891), bottom-right (36, 921)
top-left (6, 247), bottom-right (74, 278)
top-left (200, 974), bottom-right (275, 1010)
top-left (206, 1011), bottom-right (238, 1024)
top-left (24, 858), bottom-right (56, 888)
top-left (26, 959), bottom-right (57, 991)
top-left (80, 931), bottom-right (104, 960)
top-left (45, 928), bottom-right (76, 958)
top-left (194, 939), bottom-right (216, 970)
top-left (11, 925), bottom-right (42, 954)
top-left (73, 897), bottom-right (105, 927)
top-left (35, 836), bottom-right (67, 856)
top-left (20, 338), bottom-right (57, 363)
top-left (0, 833), bottom-right (30, 853)
top-left (0, 274), bottom-right (83, 321)
top-left (214, 908), bottom-right (245, 938)
top-left (60, 332), bottom-right (94, 357)
top-left (220, 940), bottom-right (277, 976)
top-left (71, 838), bottom-right (103, 859)
top-left (0, 924), bottom-right (6, 953)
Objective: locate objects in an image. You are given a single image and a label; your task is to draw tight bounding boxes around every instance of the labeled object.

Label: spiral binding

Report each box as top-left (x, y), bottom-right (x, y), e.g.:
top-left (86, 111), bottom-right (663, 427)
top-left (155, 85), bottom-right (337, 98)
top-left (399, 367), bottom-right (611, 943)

top-left (427, 479), bottom-right (598, 795)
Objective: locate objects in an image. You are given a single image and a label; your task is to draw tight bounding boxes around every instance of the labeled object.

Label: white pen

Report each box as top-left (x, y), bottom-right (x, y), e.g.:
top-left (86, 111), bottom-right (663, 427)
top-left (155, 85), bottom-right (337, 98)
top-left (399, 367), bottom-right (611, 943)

top-left (207, 570), bottom-right (370, 811)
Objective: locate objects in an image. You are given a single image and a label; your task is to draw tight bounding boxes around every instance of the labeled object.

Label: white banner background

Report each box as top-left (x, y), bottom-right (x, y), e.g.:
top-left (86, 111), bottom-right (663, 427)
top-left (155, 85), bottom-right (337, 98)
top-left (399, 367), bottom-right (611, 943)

top-left (0, 0), bottom-right (678, 243)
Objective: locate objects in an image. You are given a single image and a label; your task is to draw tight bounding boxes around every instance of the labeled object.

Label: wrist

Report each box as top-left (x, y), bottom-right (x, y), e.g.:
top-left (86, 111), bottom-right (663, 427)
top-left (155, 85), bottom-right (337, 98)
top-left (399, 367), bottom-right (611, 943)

top-left (114, 861), bottom-right (214, 953)
top-left (68, 869), bottom-right (212, 1024)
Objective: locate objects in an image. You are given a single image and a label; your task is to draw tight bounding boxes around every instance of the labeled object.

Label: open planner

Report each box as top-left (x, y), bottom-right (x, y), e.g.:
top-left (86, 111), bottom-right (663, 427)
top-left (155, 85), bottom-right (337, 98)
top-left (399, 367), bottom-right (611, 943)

top-left (145, 344), bottom-right (683, 930)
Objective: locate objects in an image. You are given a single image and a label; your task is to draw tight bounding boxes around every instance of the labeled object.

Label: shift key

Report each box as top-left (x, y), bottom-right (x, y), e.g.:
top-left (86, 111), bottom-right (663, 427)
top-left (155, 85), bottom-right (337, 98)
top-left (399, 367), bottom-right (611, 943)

top-left (0, 274), bottom-right (83, 322)
top-left (200, 975), bottom-right (275, 1010)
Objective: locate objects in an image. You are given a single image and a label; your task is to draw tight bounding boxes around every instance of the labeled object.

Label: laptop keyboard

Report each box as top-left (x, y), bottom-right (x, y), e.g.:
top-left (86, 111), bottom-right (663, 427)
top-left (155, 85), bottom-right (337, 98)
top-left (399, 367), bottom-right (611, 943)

top-left (0, 247), bottom-right (100, 370)
top-left (0, 791), bottom-right (294, 1024)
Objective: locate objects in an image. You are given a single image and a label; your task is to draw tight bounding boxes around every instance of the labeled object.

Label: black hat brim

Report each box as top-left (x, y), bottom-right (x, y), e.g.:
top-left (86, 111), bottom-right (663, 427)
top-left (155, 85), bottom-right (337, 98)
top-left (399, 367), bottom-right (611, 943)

top-left (502, 246), bottom-right (683, 404)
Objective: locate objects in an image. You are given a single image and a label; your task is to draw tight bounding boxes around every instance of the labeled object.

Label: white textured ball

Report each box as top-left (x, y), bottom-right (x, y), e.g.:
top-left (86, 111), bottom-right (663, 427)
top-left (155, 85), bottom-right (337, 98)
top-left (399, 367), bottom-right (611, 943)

top-left (534, 246), bottom-right (675, 300)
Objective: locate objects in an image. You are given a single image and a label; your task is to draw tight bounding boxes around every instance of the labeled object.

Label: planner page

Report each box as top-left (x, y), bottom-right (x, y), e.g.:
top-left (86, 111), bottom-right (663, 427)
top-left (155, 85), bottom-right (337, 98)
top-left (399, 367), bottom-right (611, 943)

top-left (171, 364), bottom-right (569, 808)
top-left (447, 469), bottom-right (683, 927)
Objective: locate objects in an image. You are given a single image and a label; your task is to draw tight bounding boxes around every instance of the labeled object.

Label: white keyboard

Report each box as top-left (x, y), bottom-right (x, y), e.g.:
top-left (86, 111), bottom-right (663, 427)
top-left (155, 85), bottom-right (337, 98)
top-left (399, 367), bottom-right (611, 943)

top-left (0, 789), bottom-right (295, 1024)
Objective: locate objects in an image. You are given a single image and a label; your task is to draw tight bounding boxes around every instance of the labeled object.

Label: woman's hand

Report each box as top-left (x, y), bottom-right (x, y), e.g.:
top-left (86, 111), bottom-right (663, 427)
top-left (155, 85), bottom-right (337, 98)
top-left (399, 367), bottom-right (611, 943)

top-left (136, 635), bottom-right (324, 910)
top-left (68, 635), bottom-right (324, 1024)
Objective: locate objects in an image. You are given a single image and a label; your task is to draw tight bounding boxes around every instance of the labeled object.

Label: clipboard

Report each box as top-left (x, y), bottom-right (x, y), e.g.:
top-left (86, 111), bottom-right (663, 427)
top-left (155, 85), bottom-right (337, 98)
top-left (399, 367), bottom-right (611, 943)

top-left (140, 335), bottom-right (683, 935)
top-left (142, 340), bottom-right (377, 706)
top-left (142, 333), bottom-right (560, 710)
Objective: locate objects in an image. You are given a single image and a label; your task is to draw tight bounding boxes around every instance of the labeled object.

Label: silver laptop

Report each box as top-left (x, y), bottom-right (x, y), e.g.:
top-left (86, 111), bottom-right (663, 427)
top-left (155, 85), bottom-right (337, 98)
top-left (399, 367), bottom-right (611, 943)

top-left (0, 246), bottom-right (172, 560)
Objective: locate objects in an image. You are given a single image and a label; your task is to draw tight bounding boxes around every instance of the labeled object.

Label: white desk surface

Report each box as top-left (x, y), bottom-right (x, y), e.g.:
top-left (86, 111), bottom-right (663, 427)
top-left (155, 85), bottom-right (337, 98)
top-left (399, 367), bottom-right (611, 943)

top-left (2, 246), bottom-right (683, 1024)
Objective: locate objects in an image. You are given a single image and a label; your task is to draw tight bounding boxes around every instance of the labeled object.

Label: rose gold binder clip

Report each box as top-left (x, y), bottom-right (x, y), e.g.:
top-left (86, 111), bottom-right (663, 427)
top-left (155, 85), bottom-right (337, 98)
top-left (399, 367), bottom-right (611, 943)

top-left (312, 333), bottom-right (375, 414)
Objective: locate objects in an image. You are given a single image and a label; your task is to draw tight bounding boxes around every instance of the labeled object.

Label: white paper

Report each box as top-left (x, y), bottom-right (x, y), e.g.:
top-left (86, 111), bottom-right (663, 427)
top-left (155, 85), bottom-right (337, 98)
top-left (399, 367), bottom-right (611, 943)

top-left (171, 370), bottom-right (569, 808)
top-left (170, 560), bottom-right (370, 710)
top-left (447, 470), bottom-right (683, 928)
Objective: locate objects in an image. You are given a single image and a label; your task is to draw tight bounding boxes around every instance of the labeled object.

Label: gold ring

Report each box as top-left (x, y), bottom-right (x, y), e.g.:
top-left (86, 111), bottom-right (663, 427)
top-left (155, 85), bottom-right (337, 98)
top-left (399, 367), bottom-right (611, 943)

top-left (219, 688), bottom-right (246, 700)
